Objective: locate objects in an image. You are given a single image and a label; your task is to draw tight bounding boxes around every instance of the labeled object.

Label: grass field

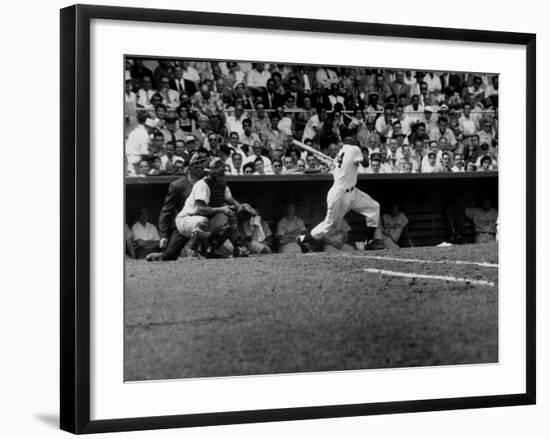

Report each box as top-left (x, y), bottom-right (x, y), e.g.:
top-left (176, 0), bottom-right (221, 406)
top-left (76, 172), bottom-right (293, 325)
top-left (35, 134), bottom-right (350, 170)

top-left (124, 243), bottom-right (498, 381)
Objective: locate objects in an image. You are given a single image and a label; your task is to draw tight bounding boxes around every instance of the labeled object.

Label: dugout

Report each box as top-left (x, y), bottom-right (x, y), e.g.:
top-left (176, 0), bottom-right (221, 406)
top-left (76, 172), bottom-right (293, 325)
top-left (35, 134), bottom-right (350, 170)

top-left (125, 172), bottom-right (498, 246)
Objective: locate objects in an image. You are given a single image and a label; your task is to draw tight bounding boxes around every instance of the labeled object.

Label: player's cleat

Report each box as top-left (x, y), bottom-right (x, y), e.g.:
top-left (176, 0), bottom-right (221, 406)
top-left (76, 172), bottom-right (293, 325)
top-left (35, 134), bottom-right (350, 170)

top-left (295, 235), bottom-right (311, 253)
top-left (365, 239), bottom-right (385, 250)
top-left (145, 252), bottom-right (164, 262)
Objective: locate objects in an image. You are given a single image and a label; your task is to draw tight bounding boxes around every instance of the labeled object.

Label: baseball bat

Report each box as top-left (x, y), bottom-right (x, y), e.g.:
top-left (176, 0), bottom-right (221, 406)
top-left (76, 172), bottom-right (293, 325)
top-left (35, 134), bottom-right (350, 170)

top-left (291, 140), bottom-right (334, 166)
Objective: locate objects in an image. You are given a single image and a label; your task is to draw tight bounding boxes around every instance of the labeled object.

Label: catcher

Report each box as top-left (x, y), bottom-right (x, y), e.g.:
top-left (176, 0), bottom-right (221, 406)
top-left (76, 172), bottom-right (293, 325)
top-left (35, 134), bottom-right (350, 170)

top-left (175, 157), bottom-right (256, 258)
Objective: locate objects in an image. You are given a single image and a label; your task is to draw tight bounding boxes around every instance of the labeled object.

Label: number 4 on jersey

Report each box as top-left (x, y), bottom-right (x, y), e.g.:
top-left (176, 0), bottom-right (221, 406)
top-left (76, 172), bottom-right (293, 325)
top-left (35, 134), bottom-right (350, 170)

top-left (336, 152), bottom-right (345, 168)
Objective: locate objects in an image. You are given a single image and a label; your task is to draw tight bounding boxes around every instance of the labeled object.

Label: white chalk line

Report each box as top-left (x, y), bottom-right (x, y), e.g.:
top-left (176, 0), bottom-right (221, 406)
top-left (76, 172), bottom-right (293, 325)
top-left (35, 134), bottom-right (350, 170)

top-left (361, 268), bottom-right (496, 287)
top-left (308, 253), bottom-right (498, 268)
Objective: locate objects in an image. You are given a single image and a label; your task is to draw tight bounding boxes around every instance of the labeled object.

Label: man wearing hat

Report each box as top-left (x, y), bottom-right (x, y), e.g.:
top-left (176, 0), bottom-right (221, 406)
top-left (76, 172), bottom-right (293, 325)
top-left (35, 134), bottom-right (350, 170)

top-left (125, 112), bottom-right (157, 170)
top-left (146, 153), bottom-right (208, 262)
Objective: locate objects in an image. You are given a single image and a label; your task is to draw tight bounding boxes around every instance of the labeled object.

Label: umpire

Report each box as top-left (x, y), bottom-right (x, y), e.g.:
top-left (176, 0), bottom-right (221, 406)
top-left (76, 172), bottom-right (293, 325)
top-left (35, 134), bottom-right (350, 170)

top-left (146, 154), bottom-right (207, 261)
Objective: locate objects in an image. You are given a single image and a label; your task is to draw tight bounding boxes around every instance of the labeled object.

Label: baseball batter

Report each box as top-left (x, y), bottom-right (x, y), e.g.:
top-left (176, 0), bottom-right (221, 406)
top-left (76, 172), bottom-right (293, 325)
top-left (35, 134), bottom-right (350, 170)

top-left (298, 141), bottom-right (381, 249)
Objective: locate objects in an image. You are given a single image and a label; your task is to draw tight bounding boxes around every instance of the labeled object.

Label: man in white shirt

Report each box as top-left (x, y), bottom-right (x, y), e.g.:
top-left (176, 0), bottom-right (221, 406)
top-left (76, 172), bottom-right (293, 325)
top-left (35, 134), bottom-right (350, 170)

top-left (136, 75), bottom-right (157, 109)
top-left (243, 141), bottom-right (272, 172)
top-left (175, 158), bottom-right (253, 257)
top-left (404, 94), bottom-right (424, 116)
top-left (225, 103), bottom-right (246, 139)
top-left (131, 208), bottom-right (160, 258)
top-left (315, 67), bottom-right (339, 89)
top-left (125, 113), bottom-right (156, 167)
top-left (226, 151), bottom-right (244, 175)
top-left (429, 116), bottom-right (457, 147)
top-left (458, 103), bottom-right (479, 138)
top-left (246, 63), bottom-right (271, 93)
top-left (297, 139), bottom-right (382, 250)
top-left (240, 118), bottom-right (261, 149)
top-left (181, 60), bottom-right (200, 84)
top-left (158, 76), bottom-right (180, 109)
top-left (422, 151), bottom-right (442, 173)
top-left (302, 107), bottom-right (326, 142)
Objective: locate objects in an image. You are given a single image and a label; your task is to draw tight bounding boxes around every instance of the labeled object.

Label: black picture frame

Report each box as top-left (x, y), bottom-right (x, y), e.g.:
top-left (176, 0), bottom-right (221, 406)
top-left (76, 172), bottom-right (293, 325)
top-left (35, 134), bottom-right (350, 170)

top-left (60, 4), bottom-right (536, 434)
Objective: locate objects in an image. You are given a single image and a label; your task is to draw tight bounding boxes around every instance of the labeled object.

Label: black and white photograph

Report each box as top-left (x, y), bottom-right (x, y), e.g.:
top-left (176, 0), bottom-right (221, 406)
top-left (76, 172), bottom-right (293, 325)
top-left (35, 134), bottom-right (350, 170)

top-left (124, 58), bottom-right (499, 382)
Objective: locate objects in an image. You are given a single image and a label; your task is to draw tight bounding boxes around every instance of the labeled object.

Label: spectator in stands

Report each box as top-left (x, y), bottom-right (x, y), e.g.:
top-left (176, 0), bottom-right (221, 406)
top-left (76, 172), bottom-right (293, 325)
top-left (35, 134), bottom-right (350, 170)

top-left (367, 156), bottom-right (383, 174)
top-left (377, 203), bottom-right (413, 249)
top-left (389, 71), bottom-right (410, 100)
top-left (161, 110), bottom-right (186, 145)
top-left (465, 199), bottom-right (498, 243)
top-left (478, 119), bottom-right (496, 147)
top-left (131, 208), bottom-right (161, 258)
top-left (286, 76), bottom-right (305, 108)
top-left (246, 63), bottom-right (271, 95)
top-left (171, 64), bottom-right (197, 96)
top-left (272, 159), bottom-right (283, 175)
top-left (478, 155), bottom-right (494, 171)
top-left (226, 103), bottom-right (246, 139)
top-left (282, 156), bottom-right (297, 174)
top-left (136, 75), bottom-right (156, 109)
top-left (452, 153), bottom-right (465, 172)
top-left (430, 116), bottom-right (457, 148)
top-left (315, 66), bottom-right (339, 89)
top-left (240, 118), bottom-right (261, 149)
top-left (422, 151), bottom-right (442, 173)
top-left (458, 102), bottom-right (479, 139)
top-left (244, 141), bottom-right (272, 171)
top-left (191, 81), bottom-right (225, 132)
top-left (181, 60), bottom-right (200, 85)
top-left (295, 159), bottom-right (306, 174)
top-left (466, 162), bottom-right (477, 172)
top-left (467, 75), bottom-right (485, 106)
top-left (375, 105), bottom-right (394, 141)
top-left (227, 151), bottom-right (243, 175)
top-left (158, 76), bottom-right (180, 109)
top-left (227, 131), bottom-right (248, 157)
top-left (243, 163), bottom-right (255, 175)
top-left (398, 144), bottom-right (420, 172)
top-left (404, 94), bottom-right (424, 114)
top-left (253, 157), bottom-right (268, 175)
top-left (176, 105), bottom-right (196, 134)
top-left (251, 102), bottom-right (271, 135)
top-left (441, 151), bottom-right (452, 172)
top-left (126, 113), bottom-right (156, 169)
top-left (130, 59), bottom-right (153, 81)
top-left (485, 75), bottom-right (499, 101)
top-left (276, 203), bottom-right (307, 254)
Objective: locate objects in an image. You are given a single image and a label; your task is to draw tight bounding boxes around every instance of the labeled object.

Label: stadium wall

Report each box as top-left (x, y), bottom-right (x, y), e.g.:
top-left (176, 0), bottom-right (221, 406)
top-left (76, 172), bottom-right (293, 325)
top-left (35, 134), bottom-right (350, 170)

top-left (125, 172), bottom-right (498, 246)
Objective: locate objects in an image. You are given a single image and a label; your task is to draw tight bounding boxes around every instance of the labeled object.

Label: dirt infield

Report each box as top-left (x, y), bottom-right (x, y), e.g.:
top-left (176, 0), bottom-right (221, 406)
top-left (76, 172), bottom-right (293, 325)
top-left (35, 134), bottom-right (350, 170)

top-left (124, 243), bottom-right (498, 381)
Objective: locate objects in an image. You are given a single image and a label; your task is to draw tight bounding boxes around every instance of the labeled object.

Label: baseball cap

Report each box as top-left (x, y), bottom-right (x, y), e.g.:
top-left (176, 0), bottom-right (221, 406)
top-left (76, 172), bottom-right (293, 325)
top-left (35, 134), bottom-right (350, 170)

top-left (145, 118), bottom-right (158, 128)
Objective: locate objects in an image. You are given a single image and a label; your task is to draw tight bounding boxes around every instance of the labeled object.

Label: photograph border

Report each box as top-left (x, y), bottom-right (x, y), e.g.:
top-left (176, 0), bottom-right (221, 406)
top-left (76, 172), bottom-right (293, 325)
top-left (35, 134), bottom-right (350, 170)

top-left (60, 4), bottom-right (536, 434)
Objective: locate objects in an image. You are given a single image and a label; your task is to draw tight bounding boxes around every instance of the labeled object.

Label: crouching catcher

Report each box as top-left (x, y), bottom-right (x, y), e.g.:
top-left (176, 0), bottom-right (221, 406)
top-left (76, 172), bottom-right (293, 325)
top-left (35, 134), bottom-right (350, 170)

top-left (175, 157), bottom-right (256, 257)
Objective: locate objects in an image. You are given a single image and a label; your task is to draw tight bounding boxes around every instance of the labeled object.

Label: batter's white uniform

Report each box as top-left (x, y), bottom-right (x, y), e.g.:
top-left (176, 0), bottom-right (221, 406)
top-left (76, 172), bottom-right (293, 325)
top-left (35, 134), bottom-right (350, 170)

top-left (311, 144), bottom-right (380, 239)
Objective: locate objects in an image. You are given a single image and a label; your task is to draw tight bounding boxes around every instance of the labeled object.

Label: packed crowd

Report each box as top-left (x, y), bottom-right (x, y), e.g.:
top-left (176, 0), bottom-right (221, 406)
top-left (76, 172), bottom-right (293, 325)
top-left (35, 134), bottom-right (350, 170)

top-left (125, 58), bottom-right (499, 177)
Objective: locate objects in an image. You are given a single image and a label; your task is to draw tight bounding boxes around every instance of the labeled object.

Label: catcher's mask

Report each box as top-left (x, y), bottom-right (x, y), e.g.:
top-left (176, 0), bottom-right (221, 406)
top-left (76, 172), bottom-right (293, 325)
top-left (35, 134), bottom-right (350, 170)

top-left (207, 157), bottom-right (226, 178)
top-left (188, 153), bottom-right (208, 176)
